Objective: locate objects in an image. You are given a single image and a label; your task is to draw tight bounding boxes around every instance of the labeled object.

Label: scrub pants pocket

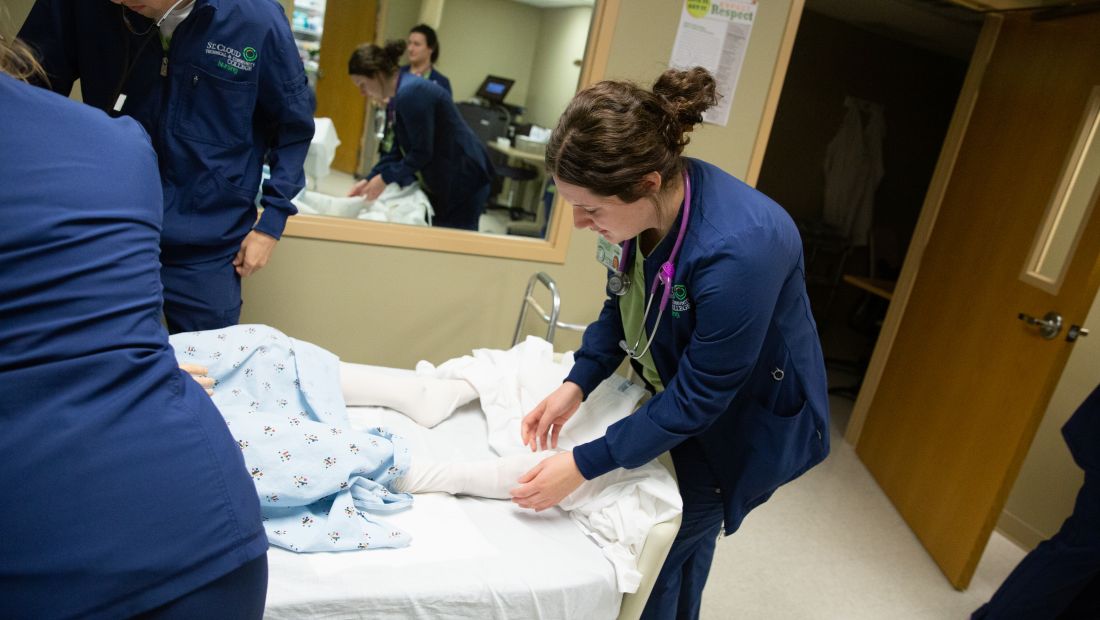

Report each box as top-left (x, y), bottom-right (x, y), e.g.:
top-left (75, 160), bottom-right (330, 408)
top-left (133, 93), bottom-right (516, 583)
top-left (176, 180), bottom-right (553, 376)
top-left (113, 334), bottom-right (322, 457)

top-left (161, 253), bottom-right (242, 334)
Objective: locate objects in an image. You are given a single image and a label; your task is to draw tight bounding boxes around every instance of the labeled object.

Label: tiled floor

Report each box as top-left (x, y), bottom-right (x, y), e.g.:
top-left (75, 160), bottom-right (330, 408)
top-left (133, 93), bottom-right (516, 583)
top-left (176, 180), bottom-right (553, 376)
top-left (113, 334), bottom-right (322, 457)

top-left (699, 394), bottom-right (1026, 619)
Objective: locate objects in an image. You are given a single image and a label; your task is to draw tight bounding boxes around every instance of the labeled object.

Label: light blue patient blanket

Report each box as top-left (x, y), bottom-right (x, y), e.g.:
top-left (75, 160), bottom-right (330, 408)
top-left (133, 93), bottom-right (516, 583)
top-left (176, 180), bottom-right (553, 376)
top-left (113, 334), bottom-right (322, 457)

top-left (170, 325), bottom-right (413, 553)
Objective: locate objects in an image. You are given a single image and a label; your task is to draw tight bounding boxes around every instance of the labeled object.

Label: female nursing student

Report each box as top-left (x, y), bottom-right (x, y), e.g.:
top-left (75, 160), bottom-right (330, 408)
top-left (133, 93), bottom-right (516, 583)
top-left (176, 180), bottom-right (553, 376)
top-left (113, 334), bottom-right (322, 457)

top-left (0, 38), bottom-right (267, 619)
top-left (402, 23), bottom-right (451, 96)
top-left (346, 40), bottom-right (493, 231)
top-left (513, 68), bottom-right (831, 619)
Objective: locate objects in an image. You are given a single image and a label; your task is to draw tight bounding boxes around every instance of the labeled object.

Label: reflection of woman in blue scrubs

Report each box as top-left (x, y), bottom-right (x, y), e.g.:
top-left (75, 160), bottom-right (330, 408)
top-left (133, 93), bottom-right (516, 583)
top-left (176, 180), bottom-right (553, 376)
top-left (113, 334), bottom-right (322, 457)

top-left (347, 41), bottom-right (493, 231)
top-left (0, 40), bottom-right (267, 619)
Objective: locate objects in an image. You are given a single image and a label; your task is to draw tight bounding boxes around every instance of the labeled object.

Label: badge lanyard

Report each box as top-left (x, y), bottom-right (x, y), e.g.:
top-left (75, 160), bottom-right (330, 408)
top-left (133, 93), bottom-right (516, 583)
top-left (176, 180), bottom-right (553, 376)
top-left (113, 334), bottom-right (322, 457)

top-left (112, 0), bottom-right (189, 114)
top-left (613, 169), bottom-right (691, 360)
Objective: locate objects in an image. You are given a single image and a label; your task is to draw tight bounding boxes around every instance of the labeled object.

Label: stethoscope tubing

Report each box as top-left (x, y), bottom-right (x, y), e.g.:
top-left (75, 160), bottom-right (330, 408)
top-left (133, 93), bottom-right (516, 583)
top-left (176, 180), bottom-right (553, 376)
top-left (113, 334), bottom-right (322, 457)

top-left (618, 169), bottom-right (691, 360)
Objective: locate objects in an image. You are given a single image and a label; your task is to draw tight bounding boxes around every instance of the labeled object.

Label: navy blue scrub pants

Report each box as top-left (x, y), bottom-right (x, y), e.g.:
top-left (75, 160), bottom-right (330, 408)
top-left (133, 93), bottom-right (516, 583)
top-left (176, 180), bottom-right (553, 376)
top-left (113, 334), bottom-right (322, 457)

top-left (642, 439), bottom-right (725, 620)
top-left (434, 184), bottom-right (489, 231)
top-left (161, 249), bottom-right (242, 334)
top-left (972, 473), bottom-right (1100, 620)
top-left (134, 553), bottom-right (268, 620)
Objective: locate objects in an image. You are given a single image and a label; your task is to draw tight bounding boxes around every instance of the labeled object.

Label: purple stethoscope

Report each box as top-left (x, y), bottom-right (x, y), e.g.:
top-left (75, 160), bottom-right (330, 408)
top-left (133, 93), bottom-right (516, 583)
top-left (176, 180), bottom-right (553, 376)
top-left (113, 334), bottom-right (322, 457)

top-left (614, 170), bottom-right (691, 360)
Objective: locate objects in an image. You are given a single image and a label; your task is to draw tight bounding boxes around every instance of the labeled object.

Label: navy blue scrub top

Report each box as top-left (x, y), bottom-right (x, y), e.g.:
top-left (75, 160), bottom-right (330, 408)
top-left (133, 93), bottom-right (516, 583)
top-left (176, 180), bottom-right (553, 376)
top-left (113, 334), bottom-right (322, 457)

top-left (0, 74), bottom-right (267, 619)
top-left (400, 64), bottom-right (452, 96)
top-left (369, 74), bottom-right (493, 229)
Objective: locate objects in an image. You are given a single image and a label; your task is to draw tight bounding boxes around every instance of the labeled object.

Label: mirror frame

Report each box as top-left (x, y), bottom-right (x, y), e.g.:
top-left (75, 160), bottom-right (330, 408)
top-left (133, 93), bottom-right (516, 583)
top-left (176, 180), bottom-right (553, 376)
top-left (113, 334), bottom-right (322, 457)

top-left (281, 0), bottom-right (621, 263)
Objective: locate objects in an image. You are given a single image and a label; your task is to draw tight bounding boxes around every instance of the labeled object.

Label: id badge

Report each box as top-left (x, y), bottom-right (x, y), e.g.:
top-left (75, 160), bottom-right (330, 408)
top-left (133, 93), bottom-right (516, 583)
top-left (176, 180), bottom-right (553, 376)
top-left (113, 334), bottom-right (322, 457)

top-left (596, 236), bottom-right (623, 272)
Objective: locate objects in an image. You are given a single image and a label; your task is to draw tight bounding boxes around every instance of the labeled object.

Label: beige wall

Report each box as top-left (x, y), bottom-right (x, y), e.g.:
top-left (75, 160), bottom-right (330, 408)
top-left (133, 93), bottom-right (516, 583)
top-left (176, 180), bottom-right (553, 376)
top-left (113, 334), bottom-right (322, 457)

top-left (998, 289), bottom-right (1098, 548)
top-left (3, 0), bottom-right (36, 38)
top-left (380, 0), bottom-right (423, 40)
top-left (436, 0), bottom-right (541, 102)
top-left (601, 0), bottom-right (795, 177)
top-left (524, 6), bottom-right (591, 129)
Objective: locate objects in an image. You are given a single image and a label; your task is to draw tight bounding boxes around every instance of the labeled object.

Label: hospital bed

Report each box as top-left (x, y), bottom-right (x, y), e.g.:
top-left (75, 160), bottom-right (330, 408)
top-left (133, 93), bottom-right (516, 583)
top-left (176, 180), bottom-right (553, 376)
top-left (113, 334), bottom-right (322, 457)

top-left (264, 370), bottom-right (680, 620)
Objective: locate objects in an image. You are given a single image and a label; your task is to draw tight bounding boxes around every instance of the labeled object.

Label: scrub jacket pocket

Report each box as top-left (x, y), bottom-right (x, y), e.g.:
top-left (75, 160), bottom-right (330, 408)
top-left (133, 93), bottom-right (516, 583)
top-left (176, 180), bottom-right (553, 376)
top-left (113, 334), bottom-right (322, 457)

top-left (725, 399), bottom-right (822, 513)
top-left (176, 64), bottom-right (257, 148)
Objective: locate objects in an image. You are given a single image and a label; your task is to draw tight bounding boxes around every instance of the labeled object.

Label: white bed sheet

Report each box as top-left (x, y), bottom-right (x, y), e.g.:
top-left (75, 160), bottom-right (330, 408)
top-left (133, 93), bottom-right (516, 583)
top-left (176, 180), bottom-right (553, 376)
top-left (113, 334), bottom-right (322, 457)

top-left (265, 402), bottom-right (623, 620)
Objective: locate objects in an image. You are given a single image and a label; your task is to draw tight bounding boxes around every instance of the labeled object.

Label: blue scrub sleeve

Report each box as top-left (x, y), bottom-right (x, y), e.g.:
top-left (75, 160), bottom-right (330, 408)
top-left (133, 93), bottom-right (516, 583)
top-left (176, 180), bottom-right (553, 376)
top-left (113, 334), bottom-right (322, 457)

top-left (381, 92), bottom-right (436, 185)
top-left (565, 291), bottom-right (629, 398)
top-left (253, 16), bottom-right (315, 240)
top-left (369, 148), bottom-right (415, 187)
top-left (572, 231), bottom-right (792, 480)
top-left (17, 0), bottom-right (79, 94)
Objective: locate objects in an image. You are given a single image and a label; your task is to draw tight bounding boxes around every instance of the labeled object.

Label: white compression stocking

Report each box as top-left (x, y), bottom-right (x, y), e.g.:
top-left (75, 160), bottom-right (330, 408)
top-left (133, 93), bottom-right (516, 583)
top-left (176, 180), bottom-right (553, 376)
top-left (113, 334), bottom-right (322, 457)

top-left (393, 451), bottom-right (556, 499)
top-left (339, 362), bottom-right (477, 428)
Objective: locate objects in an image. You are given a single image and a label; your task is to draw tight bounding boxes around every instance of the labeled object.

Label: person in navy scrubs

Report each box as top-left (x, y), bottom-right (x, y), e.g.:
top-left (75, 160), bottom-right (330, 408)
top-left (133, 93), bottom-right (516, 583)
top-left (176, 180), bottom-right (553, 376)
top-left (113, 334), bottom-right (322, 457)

top-left (19, 0), bottom-right (315, 334)
top-left (972, 383), bottom-right (1100, 620)
top-left (401, 23), bottom-right (451, 96)
top-left (513, 68), bottom-right (830, 619)
top-left (0, 38), bottom-right (267, 620)
top-left (347, 40), bottom-right (493, 231)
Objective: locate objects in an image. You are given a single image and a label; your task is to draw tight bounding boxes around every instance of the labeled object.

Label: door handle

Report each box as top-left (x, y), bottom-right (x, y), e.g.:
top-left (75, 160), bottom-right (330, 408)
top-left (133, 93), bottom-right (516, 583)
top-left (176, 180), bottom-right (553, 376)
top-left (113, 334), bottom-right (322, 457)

top-left (1017, 311), bottom-right (1063, 340)
top-left (1067, 324), bottom-right (1090, 342)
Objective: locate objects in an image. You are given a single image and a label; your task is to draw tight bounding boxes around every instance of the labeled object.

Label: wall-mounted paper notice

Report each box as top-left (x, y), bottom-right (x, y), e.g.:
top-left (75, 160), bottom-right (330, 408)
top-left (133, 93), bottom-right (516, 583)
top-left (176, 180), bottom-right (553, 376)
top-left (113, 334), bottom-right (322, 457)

top-left (669, 0), bottom-right (758, 127)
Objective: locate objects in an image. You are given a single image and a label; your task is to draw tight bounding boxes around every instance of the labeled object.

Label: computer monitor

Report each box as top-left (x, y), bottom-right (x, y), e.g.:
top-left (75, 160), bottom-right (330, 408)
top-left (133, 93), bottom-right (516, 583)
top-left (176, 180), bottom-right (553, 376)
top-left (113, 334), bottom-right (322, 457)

top-left (476, 75), bottom-right (514, 105)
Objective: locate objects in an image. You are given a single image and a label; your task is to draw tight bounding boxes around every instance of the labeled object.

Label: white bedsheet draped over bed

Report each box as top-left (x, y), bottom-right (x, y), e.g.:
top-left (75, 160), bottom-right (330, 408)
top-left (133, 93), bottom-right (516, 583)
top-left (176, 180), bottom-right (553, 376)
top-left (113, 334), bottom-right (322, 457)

top-left (417, 336), bottom-right (683, 593)
top-left (264, 338), bottom-right (681, 619)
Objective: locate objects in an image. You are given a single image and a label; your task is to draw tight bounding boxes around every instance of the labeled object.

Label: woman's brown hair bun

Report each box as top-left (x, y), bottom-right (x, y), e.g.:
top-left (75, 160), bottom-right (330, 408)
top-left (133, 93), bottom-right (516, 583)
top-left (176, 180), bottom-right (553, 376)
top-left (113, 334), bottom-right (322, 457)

top-left (652, 67), bottom-right (718, 150)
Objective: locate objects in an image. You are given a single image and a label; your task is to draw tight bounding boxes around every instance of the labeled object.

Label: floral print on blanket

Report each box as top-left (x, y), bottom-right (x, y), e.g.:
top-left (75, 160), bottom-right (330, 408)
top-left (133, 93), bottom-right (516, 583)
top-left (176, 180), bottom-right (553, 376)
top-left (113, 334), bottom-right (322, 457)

top-left (170, 325), bottom-right (413, 552)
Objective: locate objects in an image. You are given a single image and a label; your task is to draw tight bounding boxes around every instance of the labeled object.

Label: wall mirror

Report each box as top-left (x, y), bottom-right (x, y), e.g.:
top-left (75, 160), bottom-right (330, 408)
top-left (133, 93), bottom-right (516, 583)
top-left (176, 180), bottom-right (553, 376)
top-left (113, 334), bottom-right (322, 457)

top-left (281, 0), bottom-right (615, 262)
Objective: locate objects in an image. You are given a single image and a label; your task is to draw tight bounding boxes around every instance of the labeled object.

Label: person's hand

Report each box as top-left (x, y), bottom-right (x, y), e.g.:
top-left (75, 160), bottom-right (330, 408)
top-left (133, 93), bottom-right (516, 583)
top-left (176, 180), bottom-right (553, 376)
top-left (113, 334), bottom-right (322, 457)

top-left (180, 363), bottom-right (215, 396)
top-left (347, 179), bottom-right (369, 197)
top-left (521, 381), bottom-right (583, 451)
top-left (348, 175), bottom-right (386, 200)
top-left (510, 451), bottom-right (584, 512)
top-left (233, 230), bottom-right (278, 277)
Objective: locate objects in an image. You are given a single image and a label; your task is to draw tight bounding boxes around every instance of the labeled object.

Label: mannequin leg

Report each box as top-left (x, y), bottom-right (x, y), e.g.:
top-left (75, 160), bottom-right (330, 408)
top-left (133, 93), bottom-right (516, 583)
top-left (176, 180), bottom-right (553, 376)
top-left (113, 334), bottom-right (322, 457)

top-left (393, 451), bottom-right (556, 499)
top-left (338, 362), bottom-right (476, 428)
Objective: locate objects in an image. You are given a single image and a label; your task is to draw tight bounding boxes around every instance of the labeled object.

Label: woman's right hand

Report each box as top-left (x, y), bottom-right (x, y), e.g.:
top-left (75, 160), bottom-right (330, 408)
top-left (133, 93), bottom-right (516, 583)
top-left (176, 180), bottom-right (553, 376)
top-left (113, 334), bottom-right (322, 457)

top-left (521, 381), bottom-right (583, 451)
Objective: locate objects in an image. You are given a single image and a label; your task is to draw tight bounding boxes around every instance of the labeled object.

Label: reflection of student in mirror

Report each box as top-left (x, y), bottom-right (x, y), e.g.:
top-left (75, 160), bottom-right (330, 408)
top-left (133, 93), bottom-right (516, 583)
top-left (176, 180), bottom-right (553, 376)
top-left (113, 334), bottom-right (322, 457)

top-left (402, 24), bottom-right (451, 96)
top-left (375, 24), bottom-right (451, 177)
top-left (347, 41), bottom-right (493, 231)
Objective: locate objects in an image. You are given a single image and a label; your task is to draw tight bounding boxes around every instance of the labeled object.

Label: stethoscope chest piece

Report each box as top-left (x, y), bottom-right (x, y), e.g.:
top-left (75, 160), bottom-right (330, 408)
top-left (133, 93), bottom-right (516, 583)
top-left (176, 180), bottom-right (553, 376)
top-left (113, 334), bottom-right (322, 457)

top-left (607, 272), bottom-right (630, 296)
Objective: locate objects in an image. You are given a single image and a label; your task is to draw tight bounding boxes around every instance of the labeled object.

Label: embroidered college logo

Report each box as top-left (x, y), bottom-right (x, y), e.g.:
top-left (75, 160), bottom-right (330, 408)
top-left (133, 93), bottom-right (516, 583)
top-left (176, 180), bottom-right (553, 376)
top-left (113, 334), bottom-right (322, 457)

top-left (205, 42), bottom-right (257, 74)
top-left (671, 284), bottom-right (691, 317)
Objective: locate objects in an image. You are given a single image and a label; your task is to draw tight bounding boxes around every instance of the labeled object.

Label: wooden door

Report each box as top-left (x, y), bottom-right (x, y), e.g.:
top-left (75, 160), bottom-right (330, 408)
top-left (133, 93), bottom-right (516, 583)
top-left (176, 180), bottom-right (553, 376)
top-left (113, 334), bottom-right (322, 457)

top-left (856, 11), bottom-right (1100, 589)
top-left (316, 0), bottom-right (377, 174)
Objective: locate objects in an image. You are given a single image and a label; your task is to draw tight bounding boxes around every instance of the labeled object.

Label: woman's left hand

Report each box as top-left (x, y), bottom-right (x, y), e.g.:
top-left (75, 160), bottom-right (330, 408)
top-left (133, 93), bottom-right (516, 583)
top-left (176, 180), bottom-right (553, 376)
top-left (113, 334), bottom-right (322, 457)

top-left (510, 451), bottom-right (585, 512)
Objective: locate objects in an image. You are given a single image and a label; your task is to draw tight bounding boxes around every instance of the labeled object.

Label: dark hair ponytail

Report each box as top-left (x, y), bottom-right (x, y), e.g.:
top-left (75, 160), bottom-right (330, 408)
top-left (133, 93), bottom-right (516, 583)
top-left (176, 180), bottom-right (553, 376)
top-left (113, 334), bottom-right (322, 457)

top-left (546, 67), bottom-right (718, 203)
top-left (409, 24), bottom-right (440, 64)
top-left (347, 39), bottom-right (406, 78)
